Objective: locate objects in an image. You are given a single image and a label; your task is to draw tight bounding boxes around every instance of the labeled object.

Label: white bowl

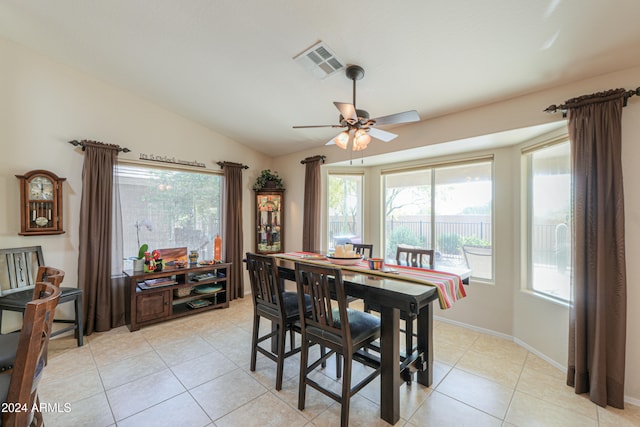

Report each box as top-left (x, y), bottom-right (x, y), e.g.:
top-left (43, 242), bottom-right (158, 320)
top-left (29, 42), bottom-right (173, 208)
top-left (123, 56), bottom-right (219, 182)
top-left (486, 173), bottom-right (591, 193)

top-left (326, 255), bottom-right (363, 266)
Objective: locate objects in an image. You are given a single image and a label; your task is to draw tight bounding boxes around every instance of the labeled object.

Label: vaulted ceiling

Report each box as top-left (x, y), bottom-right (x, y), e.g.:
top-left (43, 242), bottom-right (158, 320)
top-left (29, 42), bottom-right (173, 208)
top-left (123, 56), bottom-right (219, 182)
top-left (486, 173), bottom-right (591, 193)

top-left (2, 1), bottom-right (640, 157)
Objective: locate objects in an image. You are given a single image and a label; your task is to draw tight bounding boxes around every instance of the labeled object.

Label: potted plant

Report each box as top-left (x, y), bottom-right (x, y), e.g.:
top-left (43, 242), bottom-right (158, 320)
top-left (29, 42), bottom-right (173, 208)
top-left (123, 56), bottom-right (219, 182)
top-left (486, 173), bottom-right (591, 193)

top-left (132, 219), bottom-right (153, 272)
top-left (253, 169), bottom-right (285, 191)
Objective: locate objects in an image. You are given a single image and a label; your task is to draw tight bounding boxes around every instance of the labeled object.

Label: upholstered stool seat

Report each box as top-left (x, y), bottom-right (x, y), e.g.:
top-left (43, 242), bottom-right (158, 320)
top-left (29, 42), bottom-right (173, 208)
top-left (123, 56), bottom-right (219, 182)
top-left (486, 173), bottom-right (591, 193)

top-left (0, 287), bottom-right (83, 346)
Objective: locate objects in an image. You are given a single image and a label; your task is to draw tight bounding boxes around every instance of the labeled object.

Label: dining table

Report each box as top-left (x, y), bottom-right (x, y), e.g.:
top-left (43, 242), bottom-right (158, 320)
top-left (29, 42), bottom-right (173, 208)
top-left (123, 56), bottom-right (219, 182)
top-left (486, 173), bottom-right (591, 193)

top-left (270, 251), bottom-right (469, 425)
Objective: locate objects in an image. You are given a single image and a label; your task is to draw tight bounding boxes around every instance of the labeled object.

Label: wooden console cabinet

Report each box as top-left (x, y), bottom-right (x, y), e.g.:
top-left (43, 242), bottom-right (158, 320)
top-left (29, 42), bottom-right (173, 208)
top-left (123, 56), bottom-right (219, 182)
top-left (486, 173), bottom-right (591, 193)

top-left (124, 263), bottom-right (231, 331)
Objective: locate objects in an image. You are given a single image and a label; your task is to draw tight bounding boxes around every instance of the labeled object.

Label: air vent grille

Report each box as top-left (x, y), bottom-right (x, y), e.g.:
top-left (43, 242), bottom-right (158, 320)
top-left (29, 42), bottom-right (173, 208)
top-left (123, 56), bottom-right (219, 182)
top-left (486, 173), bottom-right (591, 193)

top-left (294, 41), bottom-right (344, 79)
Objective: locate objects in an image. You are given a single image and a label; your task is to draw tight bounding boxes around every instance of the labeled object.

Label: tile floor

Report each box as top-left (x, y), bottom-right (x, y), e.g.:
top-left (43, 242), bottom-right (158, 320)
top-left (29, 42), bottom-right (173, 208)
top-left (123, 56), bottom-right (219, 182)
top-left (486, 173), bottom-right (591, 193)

top-left (39, 297), bottom-right (640, 426)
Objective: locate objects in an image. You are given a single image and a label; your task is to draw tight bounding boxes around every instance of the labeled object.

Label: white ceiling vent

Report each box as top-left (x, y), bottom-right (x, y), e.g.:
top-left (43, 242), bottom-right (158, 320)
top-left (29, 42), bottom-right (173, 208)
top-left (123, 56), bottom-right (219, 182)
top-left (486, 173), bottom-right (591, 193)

top-left (293, 41), bottom-right (345, 79)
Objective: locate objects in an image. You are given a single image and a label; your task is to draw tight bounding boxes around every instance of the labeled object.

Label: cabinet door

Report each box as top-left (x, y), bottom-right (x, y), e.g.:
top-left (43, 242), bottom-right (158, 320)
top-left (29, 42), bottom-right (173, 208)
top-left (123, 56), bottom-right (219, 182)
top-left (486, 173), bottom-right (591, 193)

top-left (255, 190), bottom-right (284, 254)
top-left (137, 290), bottom-right (170, 323)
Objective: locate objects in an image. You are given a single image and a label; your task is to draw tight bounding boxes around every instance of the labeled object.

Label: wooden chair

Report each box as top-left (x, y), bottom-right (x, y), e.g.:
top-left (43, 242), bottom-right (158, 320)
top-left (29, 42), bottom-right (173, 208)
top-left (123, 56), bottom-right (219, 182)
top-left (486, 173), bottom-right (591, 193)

top-left (246, 252), bottom-right (309, 390)
top-left (352, 244), bottom-right (373, 259)
top-left (0, 266), bottom-right (64, 372)
top-left (396, 246), bottom-right (434, 269)
top-left (0, 246), bottom-right (83, 346)
top-left (0, 281), bottom-right (61, 427)
top-left (294, 262), bottom-right (380, 427)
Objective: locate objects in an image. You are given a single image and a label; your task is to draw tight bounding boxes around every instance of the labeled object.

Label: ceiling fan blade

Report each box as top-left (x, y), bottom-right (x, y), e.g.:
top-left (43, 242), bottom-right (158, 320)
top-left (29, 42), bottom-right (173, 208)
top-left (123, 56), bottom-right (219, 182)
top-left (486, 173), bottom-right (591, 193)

top-left (293, 124), bottom-right (343, 129)
top-left (368, 127), bottom-right (398, 142)
top-left (334, 102), bottom-right (358, 122)
top-left (371, 110), bottom-right (420, 126)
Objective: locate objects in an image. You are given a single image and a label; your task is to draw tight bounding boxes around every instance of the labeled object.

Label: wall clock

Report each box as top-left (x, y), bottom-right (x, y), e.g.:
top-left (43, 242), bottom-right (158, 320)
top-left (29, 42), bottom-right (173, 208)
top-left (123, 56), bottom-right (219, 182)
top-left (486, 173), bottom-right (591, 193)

top-left (16, 169), bottom-right (66, 235)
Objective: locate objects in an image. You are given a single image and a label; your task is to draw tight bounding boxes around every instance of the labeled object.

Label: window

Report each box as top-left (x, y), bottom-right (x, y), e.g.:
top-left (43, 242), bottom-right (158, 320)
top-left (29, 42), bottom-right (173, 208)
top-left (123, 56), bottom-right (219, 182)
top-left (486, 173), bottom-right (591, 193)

top-left (115, 164), bottom-right (223, 265)
top-left (525, 140), bottom-right (571, 301)
top-left (383, 159), bottom-right (493, 280)
top-left (327, 174), bottom-right (363, 250)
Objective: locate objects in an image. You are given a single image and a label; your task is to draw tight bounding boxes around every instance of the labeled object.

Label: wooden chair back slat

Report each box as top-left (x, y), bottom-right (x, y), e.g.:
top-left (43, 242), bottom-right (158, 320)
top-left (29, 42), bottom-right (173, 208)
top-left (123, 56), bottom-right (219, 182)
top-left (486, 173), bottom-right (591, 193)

top-left (0, 246), bottom-right (44, 294)
top-left (395, 246), bottom-right (434, 269)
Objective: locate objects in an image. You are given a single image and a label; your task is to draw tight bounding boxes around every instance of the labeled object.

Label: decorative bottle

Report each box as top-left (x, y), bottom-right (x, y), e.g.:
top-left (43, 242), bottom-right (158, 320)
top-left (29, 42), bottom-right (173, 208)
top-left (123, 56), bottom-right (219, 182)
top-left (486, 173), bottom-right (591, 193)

top-left (214, 234), bottom-right (222, 261)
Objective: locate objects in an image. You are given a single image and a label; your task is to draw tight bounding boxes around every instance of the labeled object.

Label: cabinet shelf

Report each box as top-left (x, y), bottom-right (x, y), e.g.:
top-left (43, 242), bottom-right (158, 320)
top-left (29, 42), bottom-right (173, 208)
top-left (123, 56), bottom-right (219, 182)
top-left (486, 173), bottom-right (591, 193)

top-left (124, 262), bottom-right (231, 331)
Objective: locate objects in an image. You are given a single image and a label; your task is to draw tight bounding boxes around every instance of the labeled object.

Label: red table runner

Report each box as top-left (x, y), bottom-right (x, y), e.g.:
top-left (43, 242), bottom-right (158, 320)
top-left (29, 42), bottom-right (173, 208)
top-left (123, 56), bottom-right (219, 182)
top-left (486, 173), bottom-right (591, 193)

top-left (273, 252), bottom-right (466, 310)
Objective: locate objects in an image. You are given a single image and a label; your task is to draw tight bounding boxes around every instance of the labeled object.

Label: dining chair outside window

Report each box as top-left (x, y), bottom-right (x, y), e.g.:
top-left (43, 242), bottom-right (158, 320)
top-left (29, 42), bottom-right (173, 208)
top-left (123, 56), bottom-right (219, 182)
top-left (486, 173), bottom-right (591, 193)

top-left (1, 281), bottom-right (61, 427)
top-left (0, 246), bottom-right (83, 347)
top-left (246, 252), bottom-right (310, 390)
top-left (294, 262), bottom-right (381, 427)
top-left (462, 245), bottom-right (493, 280)
top-left (351, 244), bottom-right (373, 259)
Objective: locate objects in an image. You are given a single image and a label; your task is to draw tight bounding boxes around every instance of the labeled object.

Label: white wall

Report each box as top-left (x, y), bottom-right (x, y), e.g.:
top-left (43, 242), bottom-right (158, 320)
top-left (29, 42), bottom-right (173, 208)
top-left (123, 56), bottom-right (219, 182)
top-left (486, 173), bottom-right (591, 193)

top-left (273, 66), bottom-right (640, 404)
top-left (0, 38), bottom-right (273, 329)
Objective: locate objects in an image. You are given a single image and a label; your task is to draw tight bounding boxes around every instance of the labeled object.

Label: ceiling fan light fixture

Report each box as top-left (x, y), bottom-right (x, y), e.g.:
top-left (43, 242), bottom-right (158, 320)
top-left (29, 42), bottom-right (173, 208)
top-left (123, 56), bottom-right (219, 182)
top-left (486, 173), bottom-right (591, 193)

top-left (353, 129), bottom-right (371, 151)
top-left (333, 131), bottom-right (350, 149)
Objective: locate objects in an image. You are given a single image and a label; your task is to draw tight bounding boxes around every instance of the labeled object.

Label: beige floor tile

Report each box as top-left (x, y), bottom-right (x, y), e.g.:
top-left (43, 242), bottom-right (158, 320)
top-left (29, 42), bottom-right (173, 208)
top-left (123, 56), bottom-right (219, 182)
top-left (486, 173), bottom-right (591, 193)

top-left (517, 366), bottom-right (598, 419)
top-left (470, 335), bottom-right (528, 365)
top-left (436, 368), bottom-right (513, 419)
top-left (171, 349), bottom-right (237, 389)
top-left (106, 368), bottom-right (185, 420)
top-left (43, 345), bottom-right (97, 383)
top-left (215, 391), bottom-right (308, 427)
top-left (89, 328), bottom-right (154, 367)
top-left (523, 352), bottom-right (566, 381)
top-left (506, 390), bottom-right (598, 427)
top-left (153, 334), bottom-right (216, 366)
top-left (408, 390), bottom-right (503, 427)
top-left (98, 350), bottom-right (167, 390)
top-left (274, 375), bottom-right (337, 421)
top-left (434, 321), bottom-right (482, 348)
top-left (40, 391), bottom-right (114, 427)
top-left (39, 367), bottom-right (104, 405)
top-left (247, 351), bottom-right (302, 390)
top-left (312, 394), bottom-right (400, 427)
top-left (598, 402), bottom-right (640, 427)
top-left (117, 392), bottom-right (211, 427)
top-left (433, 338), bottom-right (468, 366)
top-left (190, 369), bottom-right (268, 421)
top-left (456, 348), bottom-right (524, 388)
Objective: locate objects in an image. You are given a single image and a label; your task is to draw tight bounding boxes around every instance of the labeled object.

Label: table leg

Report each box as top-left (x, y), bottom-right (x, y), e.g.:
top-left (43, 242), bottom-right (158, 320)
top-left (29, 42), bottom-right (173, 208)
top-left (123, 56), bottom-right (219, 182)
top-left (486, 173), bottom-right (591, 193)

top-left (380, 305), bottom-right (400, 424)
top-left (416, 301), bottom-right (433, 386)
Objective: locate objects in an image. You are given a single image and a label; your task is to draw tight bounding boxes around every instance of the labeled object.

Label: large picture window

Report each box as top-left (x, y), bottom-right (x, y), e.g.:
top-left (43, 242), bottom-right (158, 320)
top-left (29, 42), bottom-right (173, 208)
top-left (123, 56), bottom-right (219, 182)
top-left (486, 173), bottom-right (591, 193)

top-left (524, 140), bottom-right (571, 301)
top-left (116, 164), bottom-right (223, 264)
top-left (327, 174), bottom-right (364, 250)
top-left (383, 159), bottom-right (493, 280)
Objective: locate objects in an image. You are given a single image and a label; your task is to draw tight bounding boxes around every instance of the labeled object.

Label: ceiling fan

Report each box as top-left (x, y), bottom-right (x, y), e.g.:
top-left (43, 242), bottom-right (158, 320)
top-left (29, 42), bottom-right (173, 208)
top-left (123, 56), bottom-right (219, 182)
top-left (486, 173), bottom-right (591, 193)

top-left (293, 65), bottom-right (420, 151)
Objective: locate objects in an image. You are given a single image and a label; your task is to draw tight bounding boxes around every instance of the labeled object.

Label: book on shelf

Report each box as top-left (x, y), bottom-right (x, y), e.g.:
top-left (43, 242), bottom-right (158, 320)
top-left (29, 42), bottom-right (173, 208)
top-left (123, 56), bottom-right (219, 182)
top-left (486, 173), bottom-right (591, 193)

top-left (137, 278), bottom-right (178, 290)
top-left (187, 299), bottom-right (212, 309)
top-left (191, 272), bottom-right (216, 282)
top-left (144, 277), bottom-right (177, 286)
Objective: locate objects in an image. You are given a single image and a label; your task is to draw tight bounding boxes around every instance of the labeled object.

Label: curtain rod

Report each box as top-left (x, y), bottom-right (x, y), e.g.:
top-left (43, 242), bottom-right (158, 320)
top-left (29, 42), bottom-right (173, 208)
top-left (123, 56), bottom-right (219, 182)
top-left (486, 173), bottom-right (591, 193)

top-left (217, 161), bottom-right (249, 169)
top-left (68, 139), bottom-right (130, 153)
top-left (544, 87), bottom-right (640, 117)
top-left (300, 155), bottom-right (326, 165)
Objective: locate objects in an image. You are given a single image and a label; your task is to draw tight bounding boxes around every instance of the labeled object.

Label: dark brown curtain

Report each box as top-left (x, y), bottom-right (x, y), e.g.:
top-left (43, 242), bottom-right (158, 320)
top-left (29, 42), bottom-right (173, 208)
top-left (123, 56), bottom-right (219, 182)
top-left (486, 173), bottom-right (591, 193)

top-left (567, 89), bottom-right (627, 408)
top-left (78, 141), bottom-right (121, 334)
top-left (222, 162), bottom-right (245, 299)
top-left (302, 156), bottom-right (323, 252)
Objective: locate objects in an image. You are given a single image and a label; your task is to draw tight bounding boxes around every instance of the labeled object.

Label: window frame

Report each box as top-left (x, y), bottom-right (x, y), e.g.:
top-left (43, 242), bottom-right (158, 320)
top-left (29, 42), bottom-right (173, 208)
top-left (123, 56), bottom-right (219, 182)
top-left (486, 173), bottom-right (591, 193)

top-left (381, 156), bottom-right (494, 282)
top-left (114, 160), bottom-right (224, 269)
top-left (522, 136), bottom-right (572, 303)
top-left (326, 172), bottom-right (365, 251)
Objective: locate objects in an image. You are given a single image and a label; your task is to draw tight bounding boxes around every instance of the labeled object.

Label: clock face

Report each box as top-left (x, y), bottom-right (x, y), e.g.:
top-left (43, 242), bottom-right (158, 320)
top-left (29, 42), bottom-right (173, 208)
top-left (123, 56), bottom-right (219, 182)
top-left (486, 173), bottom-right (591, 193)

top-left (29, 176), bottom-right (53, 200)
